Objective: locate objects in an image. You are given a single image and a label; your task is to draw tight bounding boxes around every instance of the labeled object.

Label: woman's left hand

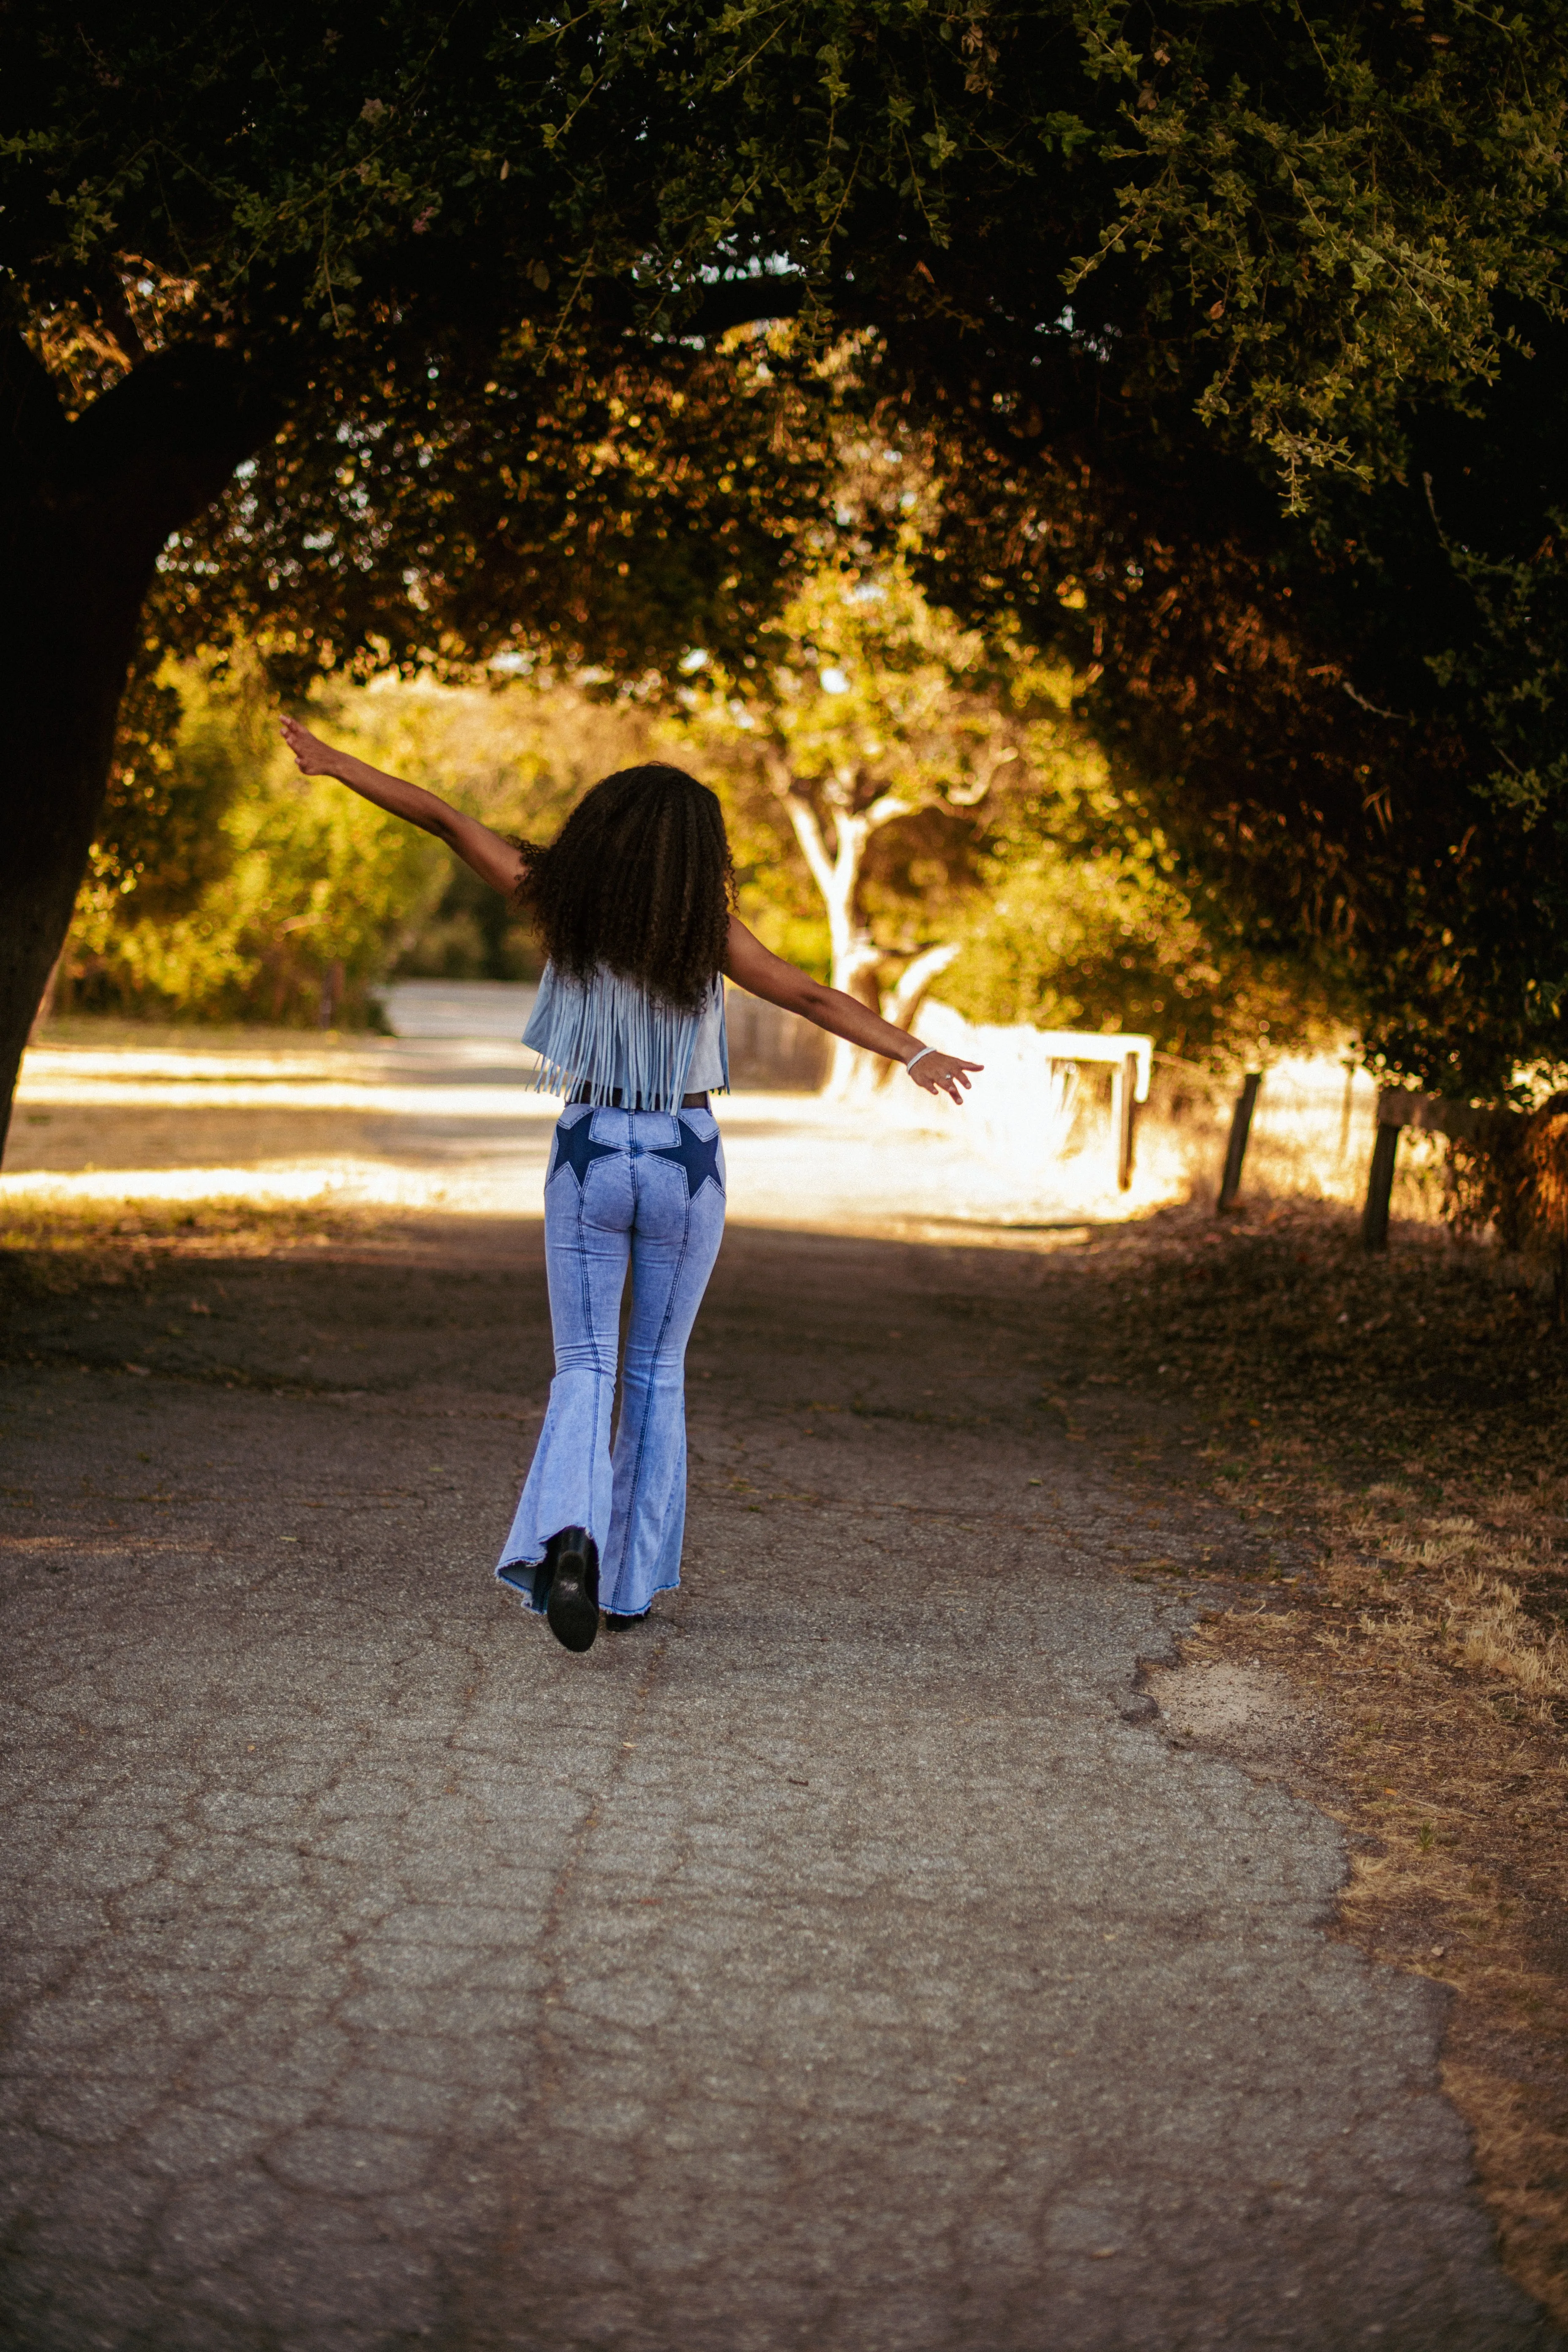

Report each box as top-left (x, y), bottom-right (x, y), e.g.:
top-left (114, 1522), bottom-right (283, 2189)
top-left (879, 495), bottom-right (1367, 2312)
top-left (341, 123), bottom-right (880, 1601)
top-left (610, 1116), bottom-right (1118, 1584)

top-left (905, 1049), bottom-right (983, 1105)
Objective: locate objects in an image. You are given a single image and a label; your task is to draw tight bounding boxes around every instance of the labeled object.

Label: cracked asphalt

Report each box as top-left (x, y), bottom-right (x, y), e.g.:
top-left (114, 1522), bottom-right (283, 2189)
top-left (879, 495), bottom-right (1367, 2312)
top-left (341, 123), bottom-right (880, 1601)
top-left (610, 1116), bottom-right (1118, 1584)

top-left (0, 1207), bottom-right (1557, 2350)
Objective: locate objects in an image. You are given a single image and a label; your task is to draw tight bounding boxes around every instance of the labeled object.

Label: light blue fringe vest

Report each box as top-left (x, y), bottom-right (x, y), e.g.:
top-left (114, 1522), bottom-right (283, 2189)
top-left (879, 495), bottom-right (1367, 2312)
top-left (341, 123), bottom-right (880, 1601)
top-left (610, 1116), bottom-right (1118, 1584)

top-left (523, 964), bottom-right (730, 1112)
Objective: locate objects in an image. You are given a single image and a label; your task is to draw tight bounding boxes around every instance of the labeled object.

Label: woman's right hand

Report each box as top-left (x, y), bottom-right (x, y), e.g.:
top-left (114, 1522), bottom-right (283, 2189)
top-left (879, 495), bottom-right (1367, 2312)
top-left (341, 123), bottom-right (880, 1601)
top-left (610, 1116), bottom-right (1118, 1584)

top-left (279, 716), bottom-right (342, 778)
top-left (905, 1049), bottom-right (983, 1105)
top-left (277, 716), bottom-right (526, 896)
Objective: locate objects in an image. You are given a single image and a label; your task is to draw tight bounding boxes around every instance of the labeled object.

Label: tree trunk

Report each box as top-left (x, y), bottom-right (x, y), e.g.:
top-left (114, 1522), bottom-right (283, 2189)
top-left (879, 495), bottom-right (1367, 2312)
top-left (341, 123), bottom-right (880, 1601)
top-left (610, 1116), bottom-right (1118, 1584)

top-left (768, 762), bottom-right (913, 1097)
top-left (0, 550), bottom-right (148, 1152)
top-left (0, 338), bottom-right (270, 1159)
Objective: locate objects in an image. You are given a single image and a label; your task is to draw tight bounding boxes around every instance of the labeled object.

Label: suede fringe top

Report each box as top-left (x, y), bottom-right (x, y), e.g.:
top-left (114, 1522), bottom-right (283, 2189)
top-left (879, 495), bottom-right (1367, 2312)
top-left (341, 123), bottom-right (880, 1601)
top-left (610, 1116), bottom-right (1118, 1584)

top-left (523, 964), bottom-right (730, 1111)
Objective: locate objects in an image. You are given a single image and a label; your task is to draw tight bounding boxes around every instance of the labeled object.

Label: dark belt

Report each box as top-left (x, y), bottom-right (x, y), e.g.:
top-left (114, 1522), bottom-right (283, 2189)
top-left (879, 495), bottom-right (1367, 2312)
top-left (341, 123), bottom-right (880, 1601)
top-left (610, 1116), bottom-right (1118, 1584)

top-left (569, 1088), bottom-right (710, 1110)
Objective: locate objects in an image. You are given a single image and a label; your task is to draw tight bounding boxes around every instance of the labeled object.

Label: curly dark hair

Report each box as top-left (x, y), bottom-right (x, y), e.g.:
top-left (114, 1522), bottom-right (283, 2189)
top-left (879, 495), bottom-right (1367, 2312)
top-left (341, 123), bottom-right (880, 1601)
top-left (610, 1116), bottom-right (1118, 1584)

top-left (517, 764), bottom-right (733, 1013)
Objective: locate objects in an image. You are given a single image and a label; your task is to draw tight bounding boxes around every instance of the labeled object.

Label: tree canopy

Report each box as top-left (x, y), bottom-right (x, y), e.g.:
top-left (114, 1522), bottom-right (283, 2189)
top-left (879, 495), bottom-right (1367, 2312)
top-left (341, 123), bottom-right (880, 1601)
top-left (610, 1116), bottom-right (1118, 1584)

top-left (23, 0), bottom-right (1557, 479)
top-left (5, 0), bottom-right (1568, 1137)
top-left (904, 305), bottom-right (1568, 1097)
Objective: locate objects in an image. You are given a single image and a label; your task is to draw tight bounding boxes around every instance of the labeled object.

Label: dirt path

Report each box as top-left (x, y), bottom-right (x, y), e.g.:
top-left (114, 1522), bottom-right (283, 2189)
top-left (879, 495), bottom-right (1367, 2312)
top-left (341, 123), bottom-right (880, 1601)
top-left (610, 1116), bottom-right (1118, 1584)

top-left (1, 1171), bottom-right (1556, 2349)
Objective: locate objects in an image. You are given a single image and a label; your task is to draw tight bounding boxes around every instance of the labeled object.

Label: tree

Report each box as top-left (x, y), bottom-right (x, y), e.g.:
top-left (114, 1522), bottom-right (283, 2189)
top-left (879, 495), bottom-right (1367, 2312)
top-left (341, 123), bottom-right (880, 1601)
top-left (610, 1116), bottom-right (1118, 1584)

top-left (0, 3), bottom-right (832, 1148)
top-left (674, 538), bottom-right (1087, 1087)
top-left (897, 306), bottom-right (1568, 1098)
top-left (678, 0), bottom-right (1568, 1095)
top-left (8, 0), bottom-right (1563, 1144)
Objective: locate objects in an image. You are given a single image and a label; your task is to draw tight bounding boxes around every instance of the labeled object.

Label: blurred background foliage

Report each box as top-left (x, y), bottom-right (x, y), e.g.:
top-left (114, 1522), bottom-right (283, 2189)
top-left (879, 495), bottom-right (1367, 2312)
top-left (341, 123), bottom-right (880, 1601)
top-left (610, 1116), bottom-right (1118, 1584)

top-left (60, 517), bottom-right (1334, 1073)
top-left (64, 659), bottom-right (446, 1028)
top-left (940, 811), bottom-right (1338, 1064)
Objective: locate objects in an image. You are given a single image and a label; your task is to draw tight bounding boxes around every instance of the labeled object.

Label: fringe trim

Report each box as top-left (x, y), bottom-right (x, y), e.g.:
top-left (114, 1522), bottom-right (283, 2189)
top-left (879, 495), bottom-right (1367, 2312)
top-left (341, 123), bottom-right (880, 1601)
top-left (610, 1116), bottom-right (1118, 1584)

top-left (527, 967), bottom-right (727, 1113)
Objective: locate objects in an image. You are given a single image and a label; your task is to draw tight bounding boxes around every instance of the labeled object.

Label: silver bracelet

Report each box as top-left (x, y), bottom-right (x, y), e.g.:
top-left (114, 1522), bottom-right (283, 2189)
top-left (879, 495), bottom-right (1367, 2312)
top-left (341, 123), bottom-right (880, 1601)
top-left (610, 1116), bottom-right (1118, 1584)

top-left (904, 1045), bottom-right (937, 1075)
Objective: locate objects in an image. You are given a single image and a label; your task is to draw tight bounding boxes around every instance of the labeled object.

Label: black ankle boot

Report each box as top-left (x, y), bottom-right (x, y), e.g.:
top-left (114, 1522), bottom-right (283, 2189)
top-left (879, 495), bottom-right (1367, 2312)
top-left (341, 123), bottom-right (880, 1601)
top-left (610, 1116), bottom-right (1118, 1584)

top-left (604, 1608), bottom-right (651, 1631)
top-left (544, 1526), bottom-right (599, 1653)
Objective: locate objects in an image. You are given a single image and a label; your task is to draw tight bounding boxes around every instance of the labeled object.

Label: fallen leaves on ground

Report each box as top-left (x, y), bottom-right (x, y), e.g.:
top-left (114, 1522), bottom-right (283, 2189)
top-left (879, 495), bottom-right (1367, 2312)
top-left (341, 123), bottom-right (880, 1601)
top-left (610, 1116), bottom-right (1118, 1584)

top-left (1083, 1198), bottom-right (1568, 2325)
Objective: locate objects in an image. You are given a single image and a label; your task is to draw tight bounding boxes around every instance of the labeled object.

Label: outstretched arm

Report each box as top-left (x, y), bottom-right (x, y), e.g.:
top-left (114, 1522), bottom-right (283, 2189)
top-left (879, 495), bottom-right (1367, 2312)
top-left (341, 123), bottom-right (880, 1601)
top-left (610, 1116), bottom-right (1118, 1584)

top-left (280, 718), bottom-right (524, 897)
top-left (724, 916), bottom-right (982, 1105)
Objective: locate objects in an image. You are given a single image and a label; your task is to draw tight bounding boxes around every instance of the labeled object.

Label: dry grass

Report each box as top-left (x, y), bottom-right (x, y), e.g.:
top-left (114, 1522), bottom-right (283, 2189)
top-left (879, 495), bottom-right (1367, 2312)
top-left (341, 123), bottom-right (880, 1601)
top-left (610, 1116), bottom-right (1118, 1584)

top-left (1205, 1476), bottom-right (1568, 2322)
top-left (1082, 1198), bottom-right (1568, 2324)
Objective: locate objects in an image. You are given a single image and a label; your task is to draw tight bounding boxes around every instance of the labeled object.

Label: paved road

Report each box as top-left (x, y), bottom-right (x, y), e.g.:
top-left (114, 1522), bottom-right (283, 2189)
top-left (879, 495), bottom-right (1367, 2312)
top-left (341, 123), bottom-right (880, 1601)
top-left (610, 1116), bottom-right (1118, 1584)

top-left (0, 1209), bottom-right (1554, 2350)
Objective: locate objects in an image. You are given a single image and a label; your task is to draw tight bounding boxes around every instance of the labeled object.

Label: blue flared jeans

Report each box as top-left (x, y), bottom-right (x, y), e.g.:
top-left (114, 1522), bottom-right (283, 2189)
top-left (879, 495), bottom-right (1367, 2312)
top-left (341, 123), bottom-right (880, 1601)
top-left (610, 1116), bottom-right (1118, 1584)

top-left (495, 1105), bottom-right (726, 1619)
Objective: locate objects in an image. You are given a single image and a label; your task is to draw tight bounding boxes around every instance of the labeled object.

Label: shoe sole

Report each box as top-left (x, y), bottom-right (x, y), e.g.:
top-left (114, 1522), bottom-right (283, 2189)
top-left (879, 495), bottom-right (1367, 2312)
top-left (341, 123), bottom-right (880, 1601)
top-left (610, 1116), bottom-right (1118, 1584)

top-left (545, 1527), bottom-right (600, 1653)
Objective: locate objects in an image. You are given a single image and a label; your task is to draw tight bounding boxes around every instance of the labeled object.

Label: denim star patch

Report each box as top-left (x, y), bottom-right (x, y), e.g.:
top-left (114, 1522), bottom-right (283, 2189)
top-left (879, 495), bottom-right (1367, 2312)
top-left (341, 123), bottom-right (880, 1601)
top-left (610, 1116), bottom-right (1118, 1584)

top-left (549, 1112), bottom-right (620, 1189)
top-left (649, 1118), bottom-right (724, 1199)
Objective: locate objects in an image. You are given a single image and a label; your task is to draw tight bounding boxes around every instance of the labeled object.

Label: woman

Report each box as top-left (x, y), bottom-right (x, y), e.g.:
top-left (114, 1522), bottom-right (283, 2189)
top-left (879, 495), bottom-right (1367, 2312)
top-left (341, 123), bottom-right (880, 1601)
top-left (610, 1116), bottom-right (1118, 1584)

top-left (280, 719), bottom-right (981, 1652)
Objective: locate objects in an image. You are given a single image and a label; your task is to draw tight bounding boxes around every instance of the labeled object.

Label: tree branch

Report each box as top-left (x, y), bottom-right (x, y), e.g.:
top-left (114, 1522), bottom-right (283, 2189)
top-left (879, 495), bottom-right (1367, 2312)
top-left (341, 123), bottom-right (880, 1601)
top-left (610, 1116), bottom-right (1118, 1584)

top-left (884, 942), bottom-right (958, 1030)
top-left (66, 343), bottom-right (275, 513)
top-left (0, 334), bottom-right (72, 482)
top-left (89, 269), bottom-right (147, 367)
top-left (782, 790), bottom-right (838, 904)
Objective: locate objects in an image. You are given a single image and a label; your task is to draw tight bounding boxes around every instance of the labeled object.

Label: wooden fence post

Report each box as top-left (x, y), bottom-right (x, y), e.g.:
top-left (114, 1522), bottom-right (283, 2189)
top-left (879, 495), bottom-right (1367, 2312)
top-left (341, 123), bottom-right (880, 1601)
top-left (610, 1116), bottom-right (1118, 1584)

top-left (1362, 1113), bottom-right (1400, 1251)
top-left (1358, 1087), bottom-right (1489, 1252)
top-left (1111, 1051), bottom-right (1138, 1191)
top-left (1217, 1071), bottom-right (1262, 1213)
